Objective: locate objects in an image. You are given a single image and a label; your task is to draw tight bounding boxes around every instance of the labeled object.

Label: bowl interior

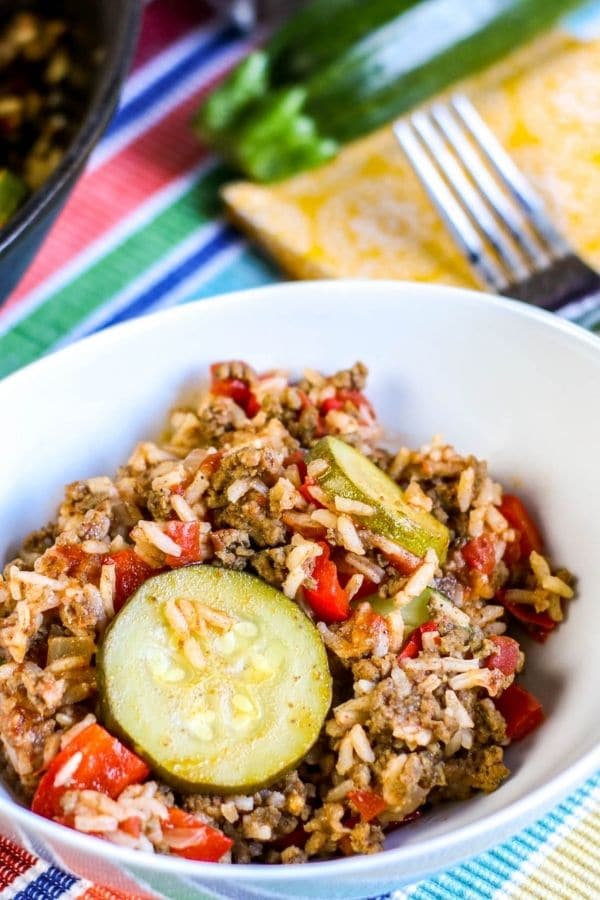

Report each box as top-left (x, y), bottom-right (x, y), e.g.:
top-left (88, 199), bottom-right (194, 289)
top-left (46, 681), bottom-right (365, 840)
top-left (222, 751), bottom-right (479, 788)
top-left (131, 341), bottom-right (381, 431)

top-left (0, 281), bottom-right (598, 881)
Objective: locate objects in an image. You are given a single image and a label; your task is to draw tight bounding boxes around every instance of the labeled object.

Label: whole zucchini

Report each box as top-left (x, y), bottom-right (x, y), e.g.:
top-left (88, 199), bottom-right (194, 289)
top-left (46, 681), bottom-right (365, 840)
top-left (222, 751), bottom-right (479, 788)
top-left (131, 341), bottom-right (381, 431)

top-left (194, 0), bottom-right (582, 181)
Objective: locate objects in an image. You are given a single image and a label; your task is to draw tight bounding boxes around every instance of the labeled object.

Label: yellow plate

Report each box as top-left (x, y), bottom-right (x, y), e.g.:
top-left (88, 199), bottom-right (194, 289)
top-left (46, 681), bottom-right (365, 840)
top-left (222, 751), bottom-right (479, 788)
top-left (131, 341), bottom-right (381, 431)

top-left (223, 33), bottom-right (600, 285)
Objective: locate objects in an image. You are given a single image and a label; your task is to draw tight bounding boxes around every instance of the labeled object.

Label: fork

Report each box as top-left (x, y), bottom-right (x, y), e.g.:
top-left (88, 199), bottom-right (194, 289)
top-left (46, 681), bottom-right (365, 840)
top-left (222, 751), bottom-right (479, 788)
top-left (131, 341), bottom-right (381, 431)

top-left (393, 94), bottom-right (600, 322)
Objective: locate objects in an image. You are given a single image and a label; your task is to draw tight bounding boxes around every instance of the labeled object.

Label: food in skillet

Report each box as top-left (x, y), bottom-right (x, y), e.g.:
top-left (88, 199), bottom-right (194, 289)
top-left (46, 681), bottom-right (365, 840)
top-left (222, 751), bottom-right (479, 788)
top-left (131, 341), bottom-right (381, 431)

top-left (0, 8), bottom-right (92, 227)
top-left (0, 362), bottom-right (574, 863)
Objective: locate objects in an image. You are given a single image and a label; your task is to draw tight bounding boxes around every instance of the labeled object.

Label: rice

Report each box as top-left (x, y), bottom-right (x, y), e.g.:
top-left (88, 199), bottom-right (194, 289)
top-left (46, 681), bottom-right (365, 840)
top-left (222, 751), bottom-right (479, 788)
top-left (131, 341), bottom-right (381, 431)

top-left (53, 751), bottom-right (82, 788)
top-left (456, 467), bottom-right (475, 513)
top-left (336, 515), bottom-right (365, 555)
top-left (0, 359), bottom-right (575, 865)
top-left (349, 725), bottom-right (374, 763)
top-left (404, 481), bottom-right (433, 512)
top-left (307, 459), bottom-right (329, 478)
top-left (333, 496), bottom-right (374, 517)
top-left (171, 494), bottom-right (197, 522)
top-left (393, 553), bottom-right (437, 605)
top-left (164, 598), bottom-right (189, 636)
top-left (311, 508), bottom-right (338, 529)
top-left (137, 522), bottom-right (181, 558)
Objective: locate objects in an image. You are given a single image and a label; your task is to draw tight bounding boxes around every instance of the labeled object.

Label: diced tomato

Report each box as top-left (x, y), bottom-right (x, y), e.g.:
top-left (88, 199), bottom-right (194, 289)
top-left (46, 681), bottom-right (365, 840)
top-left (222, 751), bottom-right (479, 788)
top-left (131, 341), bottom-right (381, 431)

top-left (502, 537), bottom-right (521, 567)
top-left (163, 521), bottom-right (202, 567)
top-left (104, 548), bottom-right (155, 611)
top-left (339, 390), bottom-right (374, 417)
top-left (32, 724), bottom-right (150, 821)
top-left (211, 376), bottom-right (247, 405)
top-left (494, 682), bottom-right (544, 741)
top-left (349, 605), bottom-right (388, 648)
top-left (163, 807), bottom-right (233, 862)
top-left (399, 632), bottom-right (421, 660)
top-left (303, 542), bottom-right (350, 623)
top-left (320, 396), bottom-right (345, 414)
top-left (210, 364), bottom-right (260, 419)
top-left (484, 635), bottom-right (521, 675)
top-left (120, 816), bottom-right (142, 838)
top-left (399, 620), bottom-right (439, 660)
top-left (348, 790), bottom-right (387, 823)
top-left (299, 475), bottom-right (325, 508)
top-left (462, 533), bottom-right (496, 575)
top-left (499, 495), bottom-right (543, 560)
top-left (284, 450), bottom-right (308, 482)
top-left (200, 451), bottom-right (224, 476)
top-left (57, 545), bottom-right (103, 583)
top-left (170, 476), bottom-right (192, 497)
top-left (502, 599), bottom-right (556, 643)
top-left (321, 391), bottom-right (374, 418)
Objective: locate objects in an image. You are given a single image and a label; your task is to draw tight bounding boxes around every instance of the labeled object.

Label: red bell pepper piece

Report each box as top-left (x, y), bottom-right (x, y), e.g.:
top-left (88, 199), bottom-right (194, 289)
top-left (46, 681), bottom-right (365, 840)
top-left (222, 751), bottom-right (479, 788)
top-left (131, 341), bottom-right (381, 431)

top-left (303, 542), bottom-right (350, 623)
top-left (320, 396), bottom-right (344, 414)
top-left (348, 790), bottom-right (387, 823)
top-left (321, 391), bottom-right (374, 418)
top-left (163, 807), bottom-right (233, 862)
top-left (399, 621), bottom-right (439, 660)
top-left (484, 635), bottom-right (521, 675)
top-left (283, 451), bottom-right (308, 481)
top-left (503, 599), bottom-right (556, 643)
top-left (494, 682), bottom-right (544, 741)
top-left (298, 475), bottom-right (326, 508)
top-left (32, 724), bottom-right (150, 820)
top-left (105, 548), bottom-right (155, 611)
top-left (499, 495), bottom-right (543, 560)
top-left (120, 816), bottom-right (142, 838)
top-left (163, 521), bottom-right (202, 567)
top-left (349, 605), bottom-right (388, 648)
top-left (210, 364), bottom-right (260, 419)
top-left (462, 533), bottom-right (496, 575)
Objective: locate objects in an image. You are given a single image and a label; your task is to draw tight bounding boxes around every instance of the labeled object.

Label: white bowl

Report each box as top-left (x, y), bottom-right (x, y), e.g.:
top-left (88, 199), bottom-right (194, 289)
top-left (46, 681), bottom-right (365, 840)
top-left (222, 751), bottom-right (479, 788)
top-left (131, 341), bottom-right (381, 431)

top-left (0, 280), bottom-right (599, 899)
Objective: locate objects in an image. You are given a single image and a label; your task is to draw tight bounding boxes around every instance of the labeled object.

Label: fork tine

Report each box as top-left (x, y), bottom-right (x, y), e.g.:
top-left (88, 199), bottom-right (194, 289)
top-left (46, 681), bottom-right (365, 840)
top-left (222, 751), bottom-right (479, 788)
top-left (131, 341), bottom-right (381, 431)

top-left (393, 119), bottom-right (508, 292)
top-left (410, 110), bottom-right (530, 284)
top-left (450, 94), bottom-right (571, 259)
top-left (430, 101), bottom-right (551, 270)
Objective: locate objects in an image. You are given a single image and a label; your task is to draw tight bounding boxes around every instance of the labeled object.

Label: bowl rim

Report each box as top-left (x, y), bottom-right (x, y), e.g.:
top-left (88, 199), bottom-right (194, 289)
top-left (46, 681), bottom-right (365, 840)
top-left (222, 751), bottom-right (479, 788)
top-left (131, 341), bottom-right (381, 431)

top-left (0, 279), bottom-right (599, 883)
top-left (0, 0), bottom-right (142, 255)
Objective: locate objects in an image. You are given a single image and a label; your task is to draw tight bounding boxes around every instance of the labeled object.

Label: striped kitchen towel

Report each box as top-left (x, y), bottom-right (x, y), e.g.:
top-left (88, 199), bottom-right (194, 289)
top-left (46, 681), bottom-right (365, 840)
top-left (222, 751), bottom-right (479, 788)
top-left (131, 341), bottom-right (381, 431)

top-left (0, 1), bottom-right (598, 898)
top-left (0, 835), bottom-right (137, 899)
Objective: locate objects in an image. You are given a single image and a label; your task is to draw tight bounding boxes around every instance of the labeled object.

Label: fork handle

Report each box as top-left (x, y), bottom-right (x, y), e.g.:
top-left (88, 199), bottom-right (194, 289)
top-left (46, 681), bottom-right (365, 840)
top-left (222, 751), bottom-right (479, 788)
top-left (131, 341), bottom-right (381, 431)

top-left (504, 254), bottom-right (600, 313)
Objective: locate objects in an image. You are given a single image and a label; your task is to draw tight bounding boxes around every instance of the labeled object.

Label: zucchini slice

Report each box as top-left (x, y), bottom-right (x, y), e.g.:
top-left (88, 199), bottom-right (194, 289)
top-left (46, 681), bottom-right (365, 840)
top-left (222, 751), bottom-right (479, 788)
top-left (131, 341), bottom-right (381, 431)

top-left (98, 567), bottom-right (332, 794)
top-left (366, 588), bottom-right (431, 629)
top-left (308, 436), bottom-right (449, 561)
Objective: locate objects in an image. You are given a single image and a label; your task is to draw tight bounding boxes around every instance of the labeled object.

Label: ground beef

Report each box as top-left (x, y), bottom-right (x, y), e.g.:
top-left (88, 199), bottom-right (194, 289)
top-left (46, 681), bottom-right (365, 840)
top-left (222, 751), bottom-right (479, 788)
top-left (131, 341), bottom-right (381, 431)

top-left (250, 547), bottom-right (288, 586)
top-left (436, 745), bottom-right (509, 801)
